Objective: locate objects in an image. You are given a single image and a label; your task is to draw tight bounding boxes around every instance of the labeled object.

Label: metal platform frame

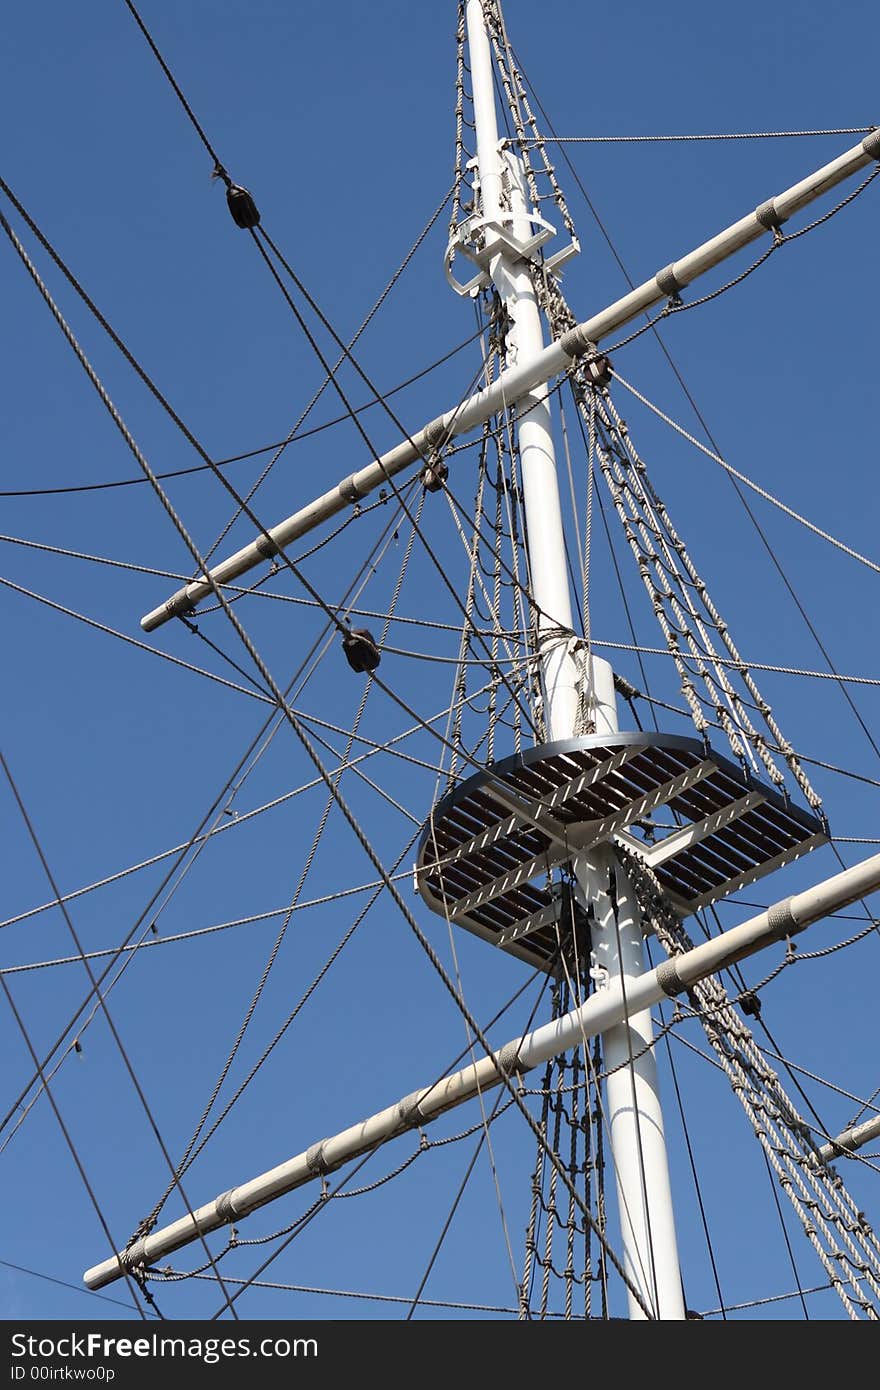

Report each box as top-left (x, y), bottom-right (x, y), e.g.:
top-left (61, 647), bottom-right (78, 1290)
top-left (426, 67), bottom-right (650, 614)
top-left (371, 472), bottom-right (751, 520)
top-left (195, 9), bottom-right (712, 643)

top-left (415, 732), bottom-right (827, 973)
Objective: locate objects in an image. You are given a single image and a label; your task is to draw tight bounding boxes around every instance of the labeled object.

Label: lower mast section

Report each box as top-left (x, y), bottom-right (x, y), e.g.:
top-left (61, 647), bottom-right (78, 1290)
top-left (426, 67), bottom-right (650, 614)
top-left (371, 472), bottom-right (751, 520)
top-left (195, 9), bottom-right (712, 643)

top-left (575, 843), bottom-right (684, 1319)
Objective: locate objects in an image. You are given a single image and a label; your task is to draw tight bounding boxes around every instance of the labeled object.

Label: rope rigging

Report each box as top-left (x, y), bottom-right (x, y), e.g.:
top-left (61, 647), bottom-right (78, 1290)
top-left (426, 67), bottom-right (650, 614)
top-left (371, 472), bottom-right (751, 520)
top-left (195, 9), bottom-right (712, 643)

top-left (0, 172), bottom-right (478, 502)
top-left (129, 494), bottom-right (428, 1243)
top-left (503, 66), bottom-right (880, 780)
top-left (583, 380), bottom-right (823, 808)
top-left (1, 466), bottom-right (499, 1152)
top-left (519, 974), bottom-right (607, 1320)
top-left (608, 370), bottom-right (880, 580)
top-left (1, 747), bottom-right (238, 1317)
top-left (4, 0), bottom-right (880, 1325)
top-left (405, 959), bottom-right (555, 1319)
top-left (0, 972), bottom-right (148, 1320)
top-left (622, 845), bottom-right (880, 1318)
top-left (151, 967), bottom-right (560, 1315)
top-left (520, 239), bottom-right (826, 810)
top-left (5, 154), bottom-right (658, 1315)
top-left (3, 174), bottom-right (556, 813)
top-left (436, 19), bottom-right (880, 1321)
top-left (0, 672), bottom-right (506, 945)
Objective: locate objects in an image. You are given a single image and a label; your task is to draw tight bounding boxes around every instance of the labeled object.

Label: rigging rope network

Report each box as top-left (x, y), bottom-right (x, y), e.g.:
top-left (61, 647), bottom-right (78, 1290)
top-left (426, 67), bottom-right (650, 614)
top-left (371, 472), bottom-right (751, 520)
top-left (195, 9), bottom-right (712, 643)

top-left (3, 0), bottom-right (880, 1324)
top-left (3, 148), bottom-right (656, 1320)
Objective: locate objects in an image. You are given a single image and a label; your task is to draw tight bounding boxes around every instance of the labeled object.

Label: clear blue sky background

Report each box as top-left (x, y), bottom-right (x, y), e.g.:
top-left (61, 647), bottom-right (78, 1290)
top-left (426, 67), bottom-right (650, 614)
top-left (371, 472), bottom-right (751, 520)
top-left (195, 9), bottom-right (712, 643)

top-left (2, 1), bottom-right (879, 1323)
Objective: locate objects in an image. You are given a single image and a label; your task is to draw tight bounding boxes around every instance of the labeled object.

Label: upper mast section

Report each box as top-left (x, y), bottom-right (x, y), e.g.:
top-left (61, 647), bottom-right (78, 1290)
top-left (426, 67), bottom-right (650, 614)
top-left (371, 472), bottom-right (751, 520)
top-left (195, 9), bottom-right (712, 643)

top-left (454, 0), bottom-right (615, 742)
top-left (444, 5), bottom-right (579, 299)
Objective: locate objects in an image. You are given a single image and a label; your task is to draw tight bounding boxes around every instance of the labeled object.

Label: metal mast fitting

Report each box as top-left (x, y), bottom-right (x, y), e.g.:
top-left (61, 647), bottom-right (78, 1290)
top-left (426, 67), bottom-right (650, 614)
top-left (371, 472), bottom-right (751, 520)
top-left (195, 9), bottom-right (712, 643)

top-left (140, 128), bottom-right (880, 632)
top-left (83, 850), bottom-right (880, 1292)
top-left (415, 731), bottom-right (826, 972)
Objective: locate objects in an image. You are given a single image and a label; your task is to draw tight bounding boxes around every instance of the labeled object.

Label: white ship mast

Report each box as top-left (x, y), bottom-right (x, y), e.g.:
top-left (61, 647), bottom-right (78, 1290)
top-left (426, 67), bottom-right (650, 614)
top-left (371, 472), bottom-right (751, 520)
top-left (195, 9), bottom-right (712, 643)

top-left (462, 0), bottom-right (680, 1318)
top-left (79, 2), bottom-right (880, 1319)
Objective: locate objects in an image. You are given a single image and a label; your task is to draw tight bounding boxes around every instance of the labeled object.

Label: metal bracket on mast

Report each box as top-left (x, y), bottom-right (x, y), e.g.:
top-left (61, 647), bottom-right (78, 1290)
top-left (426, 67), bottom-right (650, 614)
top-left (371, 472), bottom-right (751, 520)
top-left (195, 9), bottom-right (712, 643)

top-left (445, 151), bottom-right (580, 296)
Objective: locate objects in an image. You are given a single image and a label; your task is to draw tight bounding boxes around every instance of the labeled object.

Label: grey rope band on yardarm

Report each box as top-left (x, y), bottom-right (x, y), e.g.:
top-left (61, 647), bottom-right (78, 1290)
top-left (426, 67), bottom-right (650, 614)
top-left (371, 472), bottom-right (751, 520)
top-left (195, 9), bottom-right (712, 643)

top-left (214, 1190), bottom-right (238, 1223)
top-left (766, 897), bottom-right (799, 944)
top-left (655, 263), bottom-right (684, 297)
top-left (755, 199), bottom-right (784, 231)
top-left (305, 1142), bottom-right (332, 1177)
top-left (498, 1039), bottom-right (528, 1077)
top-left (123, 1238), bottom-right (148, 1269)
top-left (862, 129), bottom-right (880, 159)
top-left (655, 959), bottom-right (683, 998)
top-left (397, 1092), bottom-right (425, 1128)
top-left (339, 475), bottom-right (363, 505)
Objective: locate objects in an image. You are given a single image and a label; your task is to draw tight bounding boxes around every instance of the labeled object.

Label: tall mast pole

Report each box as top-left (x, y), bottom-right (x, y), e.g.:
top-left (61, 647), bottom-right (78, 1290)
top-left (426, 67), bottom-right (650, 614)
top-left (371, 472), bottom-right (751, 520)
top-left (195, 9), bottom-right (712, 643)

top-left (465, 0), bottom-right (684, 1319)
top-left (467, 1), bottom-right (595, 742)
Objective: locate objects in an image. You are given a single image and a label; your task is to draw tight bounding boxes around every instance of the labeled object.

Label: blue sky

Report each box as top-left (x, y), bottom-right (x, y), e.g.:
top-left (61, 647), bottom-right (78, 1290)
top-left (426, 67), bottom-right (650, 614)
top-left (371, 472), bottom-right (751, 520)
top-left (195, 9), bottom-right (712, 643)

top-left (2, 0), bottom-right (879, 1322)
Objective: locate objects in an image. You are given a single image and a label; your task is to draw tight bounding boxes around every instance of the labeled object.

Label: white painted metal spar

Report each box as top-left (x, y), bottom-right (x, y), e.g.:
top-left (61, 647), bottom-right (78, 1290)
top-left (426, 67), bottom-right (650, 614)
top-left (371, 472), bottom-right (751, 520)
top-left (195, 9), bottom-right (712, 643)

top-left (82, 851), bottom-right (880, 1291)
top-left (140, 129), bottom-right (879, 632)
top-left (817, 1114), bottom-right (880, 1165)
